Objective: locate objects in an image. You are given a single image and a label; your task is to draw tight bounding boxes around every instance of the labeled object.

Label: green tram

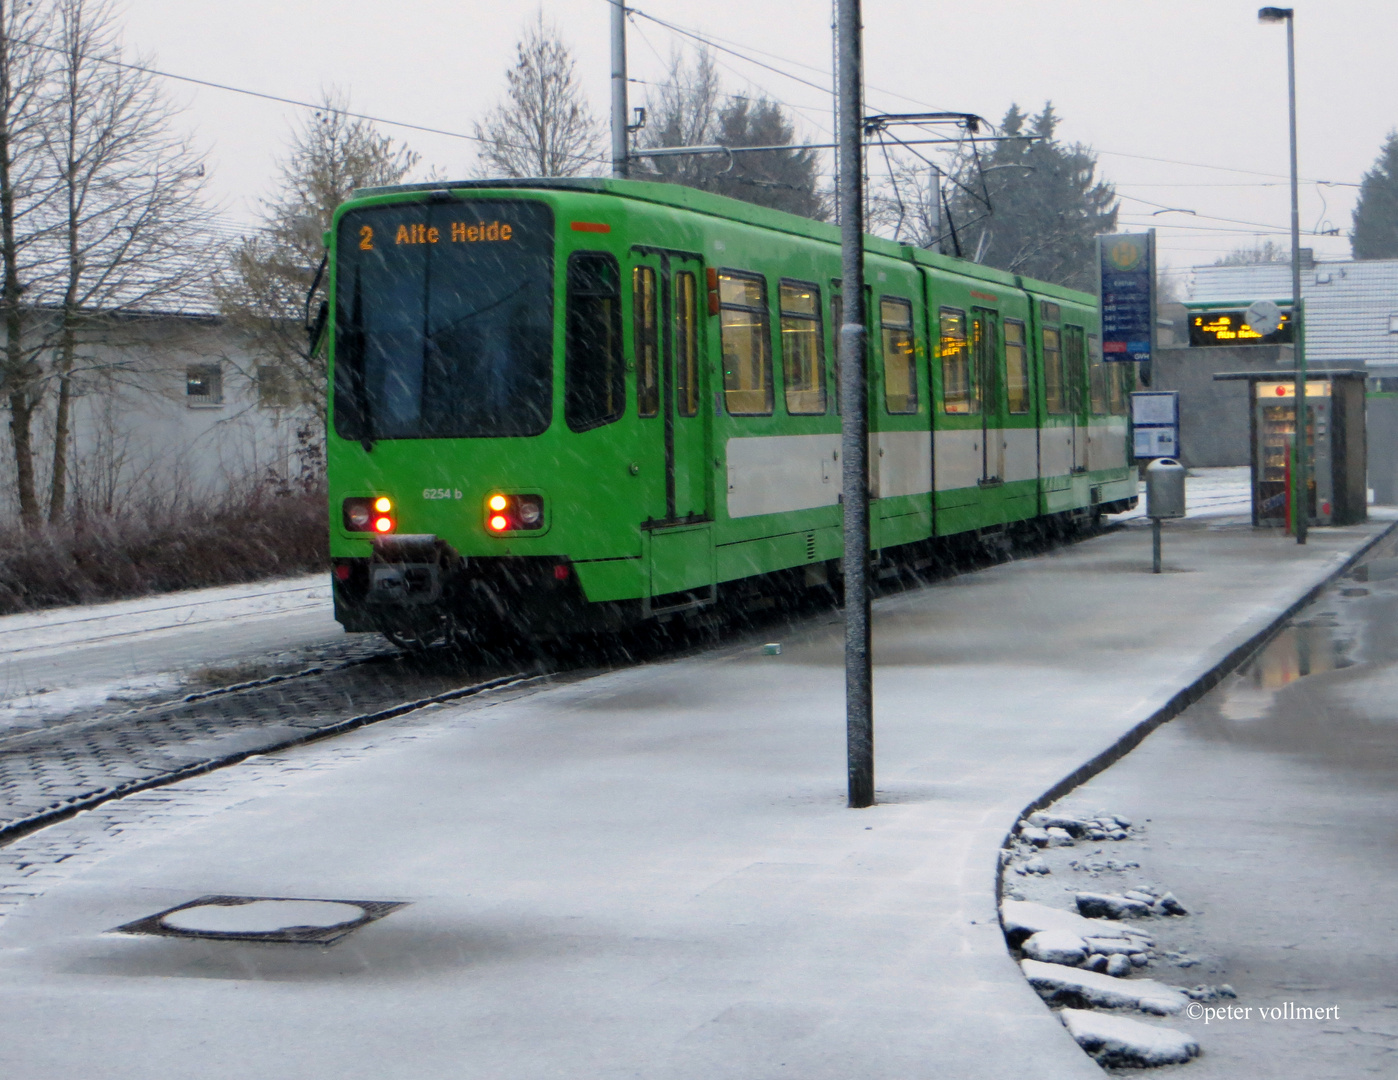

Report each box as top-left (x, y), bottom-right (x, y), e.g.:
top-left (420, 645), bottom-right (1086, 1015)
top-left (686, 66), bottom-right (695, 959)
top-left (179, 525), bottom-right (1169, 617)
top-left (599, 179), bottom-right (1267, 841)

top-left (326, 178), bottom-right (1137, 644)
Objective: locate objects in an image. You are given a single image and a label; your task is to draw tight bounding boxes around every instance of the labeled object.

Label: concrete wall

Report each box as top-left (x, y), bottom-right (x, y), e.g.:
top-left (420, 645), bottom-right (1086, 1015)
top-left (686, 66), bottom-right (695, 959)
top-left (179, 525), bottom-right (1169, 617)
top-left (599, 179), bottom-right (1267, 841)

top-left (1150, 343), bottom-right (1295, 467)
top-left (1370, 395), bottom-right (1398, 505)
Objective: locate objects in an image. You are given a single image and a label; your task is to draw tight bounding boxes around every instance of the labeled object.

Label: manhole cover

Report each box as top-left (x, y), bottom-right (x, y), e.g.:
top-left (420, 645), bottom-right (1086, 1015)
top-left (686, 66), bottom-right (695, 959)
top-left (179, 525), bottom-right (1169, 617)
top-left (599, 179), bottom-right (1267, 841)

top-left (112, 895), bottom-right (407, 945)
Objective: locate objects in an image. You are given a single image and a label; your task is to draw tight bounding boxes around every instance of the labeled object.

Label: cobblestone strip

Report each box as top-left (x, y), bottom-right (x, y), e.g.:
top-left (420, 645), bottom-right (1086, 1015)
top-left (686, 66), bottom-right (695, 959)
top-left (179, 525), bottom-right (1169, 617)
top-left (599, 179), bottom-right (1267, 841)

top-left (0, 675), bottom-right (557, 930)
top-left (0, 662), bottom-right (537, 841)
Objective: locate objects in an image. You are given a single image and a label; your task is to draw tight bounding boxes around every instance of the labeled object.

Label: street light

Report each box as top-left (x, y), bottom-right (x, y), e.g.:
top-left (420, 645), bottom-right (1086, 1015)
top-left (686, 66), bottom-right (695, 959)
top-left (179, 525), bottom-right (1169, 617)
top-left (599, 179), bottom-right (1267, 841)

top-left (1259, 6), bottom-right (1307, 544)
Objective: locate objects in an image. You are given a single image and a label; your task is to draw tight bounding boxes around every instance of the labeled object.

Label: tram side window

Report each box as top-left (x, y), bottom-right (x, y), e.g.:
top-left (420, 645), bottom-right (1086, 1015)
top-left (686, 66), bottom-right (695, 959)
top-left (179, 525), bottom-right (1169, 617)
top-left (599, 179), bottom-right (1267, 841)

top-left (1064, 325), bottom-right (1087, 413)
top-left (565, 252), bottom-right (625, 432)
top-left (881, 297), bottom-right (917, 414)
top-left (1088, 331), bottom-right (1109, 414)
top-left (675, 271), bottom-right (699, 417)
top-left (1004, 319), bottom-right (1029, 414)
top-left (1043, 326), bottom-right (1066, 414)
top-left (940, 307), bottom-right (975, 414)
top-left (719, 271), bottom-right (773, 415)
top-left (633, 266), bottom-right (659, 418)
top-left (780, 281), bottom-right (825, 415)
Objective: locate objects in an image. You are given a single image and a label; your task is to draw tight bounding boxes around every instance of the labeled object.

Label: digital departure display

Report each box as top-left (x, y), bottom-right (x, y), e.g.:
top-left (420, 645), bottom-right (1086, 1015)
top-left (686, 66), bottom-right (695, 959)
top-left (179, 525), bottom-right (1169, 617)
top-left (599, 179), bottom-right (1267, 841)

top-left (1188, 309), bottom-right (1293, 347)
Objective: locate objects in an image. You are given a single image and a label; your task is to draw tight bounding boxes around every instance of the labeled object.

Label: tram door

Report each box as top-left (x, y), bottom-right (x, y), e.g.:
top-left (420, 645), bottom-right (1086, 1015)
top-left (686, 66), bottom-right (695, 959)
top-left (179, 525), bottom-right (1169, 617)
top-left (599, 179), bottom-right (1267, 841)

top-left (971, 308), bottom-right (1004, 483)
top-left (1064, 324), bottom-right (1089, 471)
top-left (631, 248), bottom-right (713, 600)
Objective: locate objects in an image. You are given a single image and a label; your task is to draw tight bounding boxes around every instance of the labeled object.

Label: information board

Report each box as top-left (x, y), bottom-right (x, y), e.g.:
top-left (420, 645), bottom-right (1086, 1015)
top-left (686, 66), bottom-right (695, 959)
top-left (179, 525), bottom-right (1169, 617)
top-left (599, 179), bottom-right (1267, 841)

top-left (1130, 390), bottom-right (1179, 461)
top-left (1188, 309), bottom-right (1292, 347)
top-left (1097, 231), bottom-right (1155, 363)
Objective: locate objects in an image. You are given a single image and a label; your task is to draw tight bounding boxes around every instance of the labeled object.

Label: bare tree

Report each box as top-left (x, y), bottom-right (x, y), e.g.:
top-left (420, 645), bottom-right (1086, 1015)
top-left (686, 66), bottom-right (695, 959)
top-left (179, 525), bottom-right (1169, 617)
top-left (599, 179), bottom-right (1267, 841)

top-left (1213, 239), bottom-right (1288, 266)
top-left (44, 0), bottom-right (212, 522)
top-left (635, 45), bottom-right (826, 219)
top-left (0, 0), bottom-right (59, 526)
top-left (472, 12), bottom-right (603, 178)
top-left (636, 47), bottom-right (722, 189)
top-left (217, 90), bottom-right (418, 414)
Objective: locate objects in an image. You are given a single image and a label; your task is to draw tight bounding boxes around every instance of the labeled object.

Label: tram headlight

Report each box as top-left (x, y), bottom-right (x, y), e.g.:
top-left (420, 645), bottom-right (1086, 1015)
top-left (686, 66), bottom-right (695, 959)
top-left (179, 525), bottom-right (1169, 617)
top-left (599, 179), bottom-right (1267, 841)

top-left (342, 496), bottom-right (392, 532)
top-left (483, 493), bottom-right (545, 533)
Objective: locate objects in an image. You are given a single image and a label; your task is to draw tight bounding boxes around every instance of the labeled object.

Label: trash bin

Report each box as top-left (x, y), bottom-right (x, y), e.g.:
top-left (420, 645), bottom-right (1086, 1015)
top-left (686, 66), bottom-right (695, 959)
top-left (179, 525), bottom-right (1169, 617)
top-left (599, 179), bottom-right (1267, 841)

top-left (1146, 458), bottom-right (1186, 519)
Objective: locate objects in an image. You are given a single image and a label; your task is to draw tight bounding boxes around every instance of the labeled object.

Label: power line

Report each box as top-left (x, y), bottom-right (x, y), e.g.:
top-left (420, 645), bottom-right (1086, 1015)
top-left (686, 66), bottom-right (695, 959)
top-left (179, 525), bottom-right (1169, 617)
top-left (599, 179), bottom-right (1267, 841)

top-left (18, 35), bottom-right (497, 148)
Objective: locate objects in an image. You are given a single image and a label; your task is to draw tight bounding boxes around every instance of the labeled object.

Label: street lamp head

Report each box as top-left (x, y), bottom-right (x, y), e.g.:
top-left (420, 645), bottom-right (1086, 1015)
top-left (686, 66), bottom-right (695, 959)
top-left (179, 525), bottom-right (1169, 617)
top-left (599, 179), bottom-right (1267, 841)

top-left (1258, 7), bottom-right (1293, 22)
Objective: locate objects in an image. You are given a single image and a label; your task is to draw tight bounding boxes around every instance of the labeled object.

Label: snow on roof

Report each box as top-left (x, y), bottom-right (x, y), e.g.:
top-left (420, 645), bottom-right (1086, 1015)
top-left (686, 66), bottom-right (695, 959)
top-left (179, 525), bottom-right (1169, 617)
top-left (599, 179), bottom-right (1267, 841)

top-left (8, 215), bottom-right (250, 320)
top-left (1189, 258), bottom-right (1398, 366)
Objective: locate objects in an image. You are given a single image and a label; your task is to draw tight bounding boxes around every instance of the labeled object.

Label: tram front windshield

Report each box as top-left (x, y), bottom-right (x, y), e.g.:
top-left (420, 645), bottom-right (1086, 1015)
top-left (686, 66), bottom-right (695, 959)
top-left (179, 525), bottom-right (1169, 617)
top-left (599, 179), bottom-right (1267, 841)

top-left (332, 200), bottom-right (554, 440)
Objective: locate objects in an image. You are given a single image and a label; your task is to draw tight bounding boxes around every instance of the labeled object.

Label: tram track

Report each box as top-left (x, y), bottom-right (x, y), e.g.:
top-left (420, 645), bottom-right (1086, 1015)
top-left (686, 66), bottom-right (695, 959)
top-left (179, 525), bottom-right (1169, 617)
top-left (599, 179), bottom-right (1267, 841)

top-left (0, 652), bottom-right (560, 846)
top-left (0, 513), bottom-right (1134, 849)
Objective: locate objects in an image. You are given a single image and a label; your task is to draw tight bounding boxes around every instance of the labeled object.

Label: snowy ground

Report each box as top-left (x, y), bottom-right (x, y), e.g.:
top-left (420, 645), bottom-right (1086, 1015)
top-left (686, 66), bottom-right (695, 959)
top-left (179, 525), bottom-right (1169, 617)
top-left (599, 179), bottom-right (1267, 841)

top-left (0, 500), bottom-right (1389, 1079)
top-left (0, 574), bottom-right (349, 736)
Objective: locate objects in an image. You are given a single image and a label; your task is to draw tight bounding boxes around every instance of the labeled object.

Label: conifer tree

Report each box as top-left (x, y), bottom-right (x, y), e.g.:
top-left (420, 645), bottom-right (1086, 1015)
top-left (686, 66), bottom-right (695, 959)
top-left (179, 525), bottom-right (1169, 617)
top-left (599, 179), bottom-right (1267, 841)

top-left (1351, 131), bottom-right (1398, 259)
top-left (943, 103), bottom-right (1117, 290)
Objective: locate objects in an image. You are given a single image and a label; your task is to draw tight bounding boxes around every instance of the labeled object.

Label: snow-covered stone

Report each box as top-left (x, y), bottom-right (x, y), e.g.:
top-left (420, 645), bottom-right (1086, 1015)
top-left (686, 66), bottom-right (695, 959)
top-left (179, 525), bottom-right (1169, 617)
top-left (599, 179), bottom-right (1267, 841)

top-left (1001, 900), bottom-right (1134, 943)
top-left (1157, 891), bottom-right (1188, 915)
top-left (1106, 953), bottom-right (1134, 977)
top-left (1023, 856), bottom-right (1050, 875)
top-left (1123, 890), bottom-right (1156, 903)
top-left (1028, 812), bottom-right (1088, 836)
top-left (1045, 826), bottom-right (1075, 847)
top-left (1185, 984), bottom-right (1237, 1001)
top-left (1019, 826), bottom-right (1051, 847)
top-left (1076, 892), bottom-right (1152, 919)
top-left (1021, 929), bottom-right (1088, 965)
top-left (1059, 1008), bottom-right (1200, 1068)
top-left (1085, 953), bottom-right (1109, 972)
top-left (1130, 952), bottom-right (1149, 968)
top-left (1021, 960), bottom-right (1188, 1015)
top-left (1083, 936), bottom-right (1146, 956)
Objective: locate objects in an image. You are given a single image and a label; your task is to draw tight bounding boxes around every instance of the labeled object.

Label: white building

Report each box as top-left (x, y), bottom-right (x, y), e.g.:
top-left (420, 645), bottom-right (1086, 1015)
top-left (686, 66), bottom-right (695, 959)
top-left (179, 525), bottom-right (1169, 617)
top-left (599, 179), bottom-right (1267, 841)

top-left (0, 226), bottom-right (316, 522)
top-left (1189, 253), bottom-right (1398, 381)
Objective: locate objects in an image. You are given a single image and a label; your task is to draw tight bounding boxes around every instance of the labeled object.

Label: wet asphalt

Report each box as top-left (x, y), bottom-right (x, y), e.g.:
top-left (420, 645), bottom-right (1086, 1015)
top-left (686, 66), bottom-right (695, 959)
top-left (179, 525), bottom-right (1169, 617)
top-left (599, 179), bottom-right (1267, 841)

top-left (1041, 530), bottom-right (1398, 1078)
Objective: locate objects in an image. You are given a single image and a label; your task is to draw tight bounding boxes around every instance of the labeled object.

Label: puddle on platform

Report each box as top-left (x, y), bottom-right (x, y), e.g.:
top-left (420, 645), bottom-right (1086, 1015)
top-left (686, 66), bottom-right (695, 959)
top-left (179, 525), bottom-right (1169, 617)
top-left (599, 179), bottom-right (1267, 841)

top-left (1219, 617), bottom-right (1351, 721)
top-left (1196, 534), bottom-right (1398, 778)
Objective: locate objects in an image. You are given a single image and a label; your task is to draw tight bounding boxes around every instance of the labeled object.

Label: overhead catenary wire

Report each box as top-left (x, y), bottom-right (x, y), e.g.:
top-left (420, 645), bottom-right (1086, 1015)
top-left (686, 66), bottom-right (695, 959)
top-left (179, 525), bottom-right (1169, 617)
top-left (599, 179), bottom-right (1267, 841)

top-left (10, 31), bottom-right (616, 172)
top-left (34, 1), bottom-right (1352, 258)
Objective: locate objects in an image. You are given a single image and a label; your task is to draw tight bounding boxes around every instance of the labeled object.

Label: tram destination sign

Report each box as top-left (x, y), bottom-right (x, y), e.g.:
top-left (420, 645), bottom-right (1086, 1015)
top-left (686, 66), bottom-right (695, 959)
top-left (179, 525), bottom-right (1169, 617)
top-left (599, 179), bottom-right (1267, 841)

top-left (1097, 231), bottom-right (1155, 363)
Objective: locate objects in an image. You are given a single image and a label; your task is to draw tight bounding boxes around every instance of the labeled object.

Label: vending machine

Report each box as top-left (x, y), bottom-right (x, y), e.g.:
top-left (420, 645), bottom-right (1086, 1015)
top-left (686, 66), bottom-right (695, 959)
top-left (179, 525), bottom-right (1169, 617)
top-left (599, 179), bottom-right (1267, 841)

top-left (1214, 371), bottom-right (1367, 528)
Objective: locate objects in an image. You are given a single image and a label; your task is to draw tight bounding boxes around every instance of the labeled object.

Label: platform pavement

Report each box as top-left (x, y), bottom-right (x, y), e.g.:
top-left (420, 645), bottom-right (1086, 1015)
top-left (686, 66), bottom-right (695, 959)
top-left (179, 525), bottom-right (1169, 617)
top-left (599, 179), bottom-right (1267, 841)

top-left (0, 506), bottom-right (1393, 1080)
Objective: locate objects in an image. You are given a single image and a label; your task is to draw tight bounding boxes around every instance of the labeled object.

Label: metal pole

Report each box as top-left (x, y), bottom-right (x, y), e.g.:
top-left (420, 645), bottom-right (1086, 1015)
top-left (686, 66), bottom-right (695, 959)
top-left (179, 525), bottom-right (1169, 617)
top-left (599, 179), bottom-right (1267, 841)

top-left (1285, 12), bottom-right (1306, 543)
top-left (836, 0), bottom-right (872, 809)
top-left (932, 163), bottom-right (943, 254)
top-left (610, 0), bottom-right (628, 178)
top-left (1152, 518), bottom-right (1162, 574)
top-left (830, 0), bottom-right (840, 226)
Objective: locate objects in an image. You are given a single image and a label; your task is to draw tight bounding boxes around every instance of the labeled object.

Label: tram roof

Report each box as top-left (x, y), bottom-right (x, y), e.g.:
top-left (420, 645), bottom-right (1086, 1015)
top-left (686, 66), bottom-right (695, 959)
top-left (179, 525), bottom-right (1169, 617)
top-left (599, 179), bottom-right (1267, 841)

top-left (351, 177), bottom-right (1095, 309)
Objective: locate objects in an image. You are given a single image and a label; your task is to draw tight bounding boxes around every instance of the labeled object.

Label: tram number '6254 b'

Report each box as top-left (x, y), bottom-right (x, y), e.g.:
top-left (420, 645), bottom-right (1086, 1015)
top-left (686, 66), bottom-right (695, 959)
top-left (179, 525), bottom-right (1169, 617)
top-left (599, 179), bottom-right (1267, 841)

top-left (423, 488), bottom-right (463, 500)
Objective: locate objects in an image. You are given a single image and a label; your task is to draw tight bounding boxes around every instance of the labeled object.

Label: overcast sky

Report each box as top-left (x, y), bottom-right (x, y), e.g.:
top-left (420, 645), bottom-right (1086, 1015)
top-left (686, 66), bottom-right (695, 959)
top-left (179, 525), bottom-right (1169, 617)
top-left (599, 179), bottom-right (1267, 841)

top-left (118, 0), bottom-right (1397, 284)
